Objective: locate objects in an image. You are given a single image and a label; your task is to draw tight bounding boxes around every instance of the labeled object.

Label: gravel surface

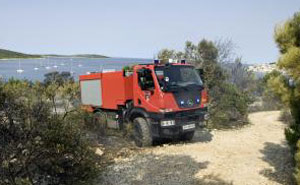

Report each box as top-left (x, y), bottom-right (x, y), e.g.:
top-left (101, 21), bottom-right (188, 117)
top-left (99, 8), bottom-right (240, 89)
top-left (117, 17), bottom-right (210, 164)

top-left (97, 111), bottom-right (294, 185)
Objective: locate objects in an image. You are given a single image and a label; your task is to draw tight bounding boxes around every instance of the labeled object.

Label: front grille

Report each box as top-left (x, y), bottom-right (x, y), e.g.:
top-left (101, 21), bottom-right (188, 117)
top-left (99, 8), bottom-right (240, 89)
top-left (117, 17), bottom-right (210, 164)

top-left (175, 109), bottom-right (201, 117)
top-left (175, 114), bottom-right (199, 125)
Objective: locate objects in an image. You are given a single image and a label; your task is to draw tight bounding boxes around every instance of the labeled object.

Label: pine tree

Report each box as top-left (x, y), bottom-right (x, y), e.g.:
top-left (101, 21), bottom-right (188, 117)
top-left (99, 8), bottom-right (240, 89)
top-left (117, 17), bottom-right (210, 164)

top-left (272, 11), bottom-right (300, 184)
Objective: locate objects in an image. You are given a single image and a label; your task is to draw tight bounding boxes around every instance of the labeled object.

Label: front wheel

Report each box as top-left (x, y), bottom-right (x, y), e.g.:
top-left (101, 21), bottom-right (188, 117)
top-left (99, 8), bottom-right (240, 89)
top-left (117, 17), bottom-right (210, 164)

top-left (180, 131), bottom-right (195, 141)
top-left (132, 117), bottom-right (152, 147)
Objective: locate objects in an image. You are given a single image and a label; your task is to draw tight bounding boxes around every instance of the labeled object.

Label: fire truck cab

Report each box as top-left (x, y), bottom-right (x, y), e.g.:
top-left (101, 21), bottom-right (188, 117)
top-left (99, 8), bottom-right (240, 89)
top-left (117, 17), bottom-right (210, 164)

top-left (79, 60), bottom-right (209, 147)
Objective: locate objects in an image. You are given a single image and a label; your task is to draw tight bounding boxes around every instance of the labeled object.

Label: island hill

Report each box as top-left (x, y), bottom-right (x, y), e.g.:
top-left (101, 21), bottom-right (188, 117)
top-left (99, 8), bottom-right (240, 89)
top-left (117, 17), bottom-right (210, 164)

top-left (0, 48), bottom-right (108, 59)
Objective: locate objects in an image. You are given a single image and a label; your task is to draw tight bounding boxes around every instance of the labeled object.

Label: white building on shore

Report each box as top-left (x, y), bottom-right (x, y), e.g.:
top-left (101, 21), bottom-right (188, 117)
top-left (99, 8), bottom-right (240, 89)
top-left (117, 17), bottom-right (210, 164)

top-left (247, 63), bottom-right (277, 73)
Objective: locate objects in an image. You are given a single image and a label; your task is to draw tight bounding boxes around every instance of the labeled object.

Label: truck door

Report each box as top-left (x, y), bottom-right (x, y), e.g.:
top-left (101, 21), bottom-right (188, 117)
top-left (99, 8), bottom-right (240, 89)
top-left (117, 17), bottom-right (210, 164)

top-left (134, 68), bottom-right (162, 112)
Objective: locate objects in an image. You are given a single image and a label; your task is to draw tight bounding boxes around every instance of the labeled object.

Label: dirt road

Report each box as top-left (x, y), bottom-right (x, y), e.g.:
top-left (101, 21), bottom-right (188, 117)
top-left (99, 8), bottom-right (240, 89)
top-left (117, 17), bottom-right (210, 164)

top-left (98, 111), bottom-right (294, 185)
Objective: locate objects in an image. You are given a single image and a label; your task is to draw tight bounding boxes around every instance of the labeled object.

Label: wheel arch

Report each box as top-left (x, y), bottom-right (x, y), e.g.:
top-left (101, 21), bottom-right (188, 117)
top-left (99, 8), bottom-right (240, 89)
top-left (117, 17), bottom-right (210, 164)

top-left (93, 108), bottom-right (102, 113)
top-left (128, 107), bottom-right (150, 122)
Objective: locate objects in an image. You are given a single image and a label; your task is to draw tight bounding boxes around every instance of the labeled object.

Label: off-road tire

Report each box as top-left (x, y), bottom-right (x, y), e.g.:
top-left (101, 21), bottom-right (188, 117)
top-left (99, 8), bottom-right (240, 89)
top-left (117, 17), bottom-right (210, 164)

top-left (133, 117), bottom-right (152, 147)
top-left (180, 131), bottom-right (195, 141)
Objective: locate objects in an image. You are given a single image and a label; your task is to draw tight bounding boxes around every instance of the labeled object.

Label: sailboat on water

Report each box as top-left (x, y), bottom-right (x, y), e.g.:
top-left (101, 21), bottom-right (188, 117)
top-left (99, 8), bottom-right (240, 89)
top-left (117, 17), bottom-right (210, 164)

top-left (45, 57), bottom-right (51, 70)
top-left (53, 60), bottom-right (58, 68)
top-left (34, 60), bottom-right (39, 70)
top-left (70, 58), bottom-right (75, 74)
top-left (16, 59), bottom-right (24, 73)
top-left (78, 60), bottom-right (82, 67)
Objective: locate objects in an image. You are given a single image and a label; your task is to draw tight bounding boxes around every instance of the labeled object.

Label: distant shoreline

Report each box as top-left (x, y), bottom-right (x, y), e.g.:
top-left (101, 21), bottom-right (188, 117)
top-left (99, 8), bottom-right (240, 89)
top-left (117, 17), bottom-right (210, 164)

top-left (0, 56), bottom-right (109, 61)
top-left (0, 57), bottom-right (44, 60)
top-left (0, 48), bottom-right (108, 60)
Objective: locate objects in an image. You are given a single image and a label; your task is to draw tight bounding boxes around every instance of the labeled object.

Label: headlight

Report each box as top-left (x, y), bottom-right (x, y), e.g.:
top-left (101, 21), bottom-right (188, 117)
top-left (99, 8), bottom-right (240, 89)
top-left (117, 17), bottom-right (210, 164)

top-left (161, 120), bottom-right (175, 127)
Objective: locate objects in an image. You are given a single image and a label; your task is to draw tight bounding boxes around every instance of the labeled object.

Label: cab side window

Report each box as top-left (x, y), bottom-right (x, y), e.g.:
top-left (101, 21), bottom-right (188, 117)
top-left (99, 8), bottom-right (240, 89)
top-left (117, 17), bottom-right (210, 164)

top-left (138, 69), bottom-right (155, 90)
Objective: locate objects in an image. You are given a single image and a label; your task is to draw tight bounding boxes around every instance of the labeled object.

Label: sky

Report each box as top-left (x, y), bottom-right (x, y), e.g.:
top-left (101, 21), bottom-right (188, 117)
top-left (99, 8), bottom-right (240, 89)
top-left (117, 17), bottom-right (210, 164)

top-left (0, 0), bottom-right (299, 63)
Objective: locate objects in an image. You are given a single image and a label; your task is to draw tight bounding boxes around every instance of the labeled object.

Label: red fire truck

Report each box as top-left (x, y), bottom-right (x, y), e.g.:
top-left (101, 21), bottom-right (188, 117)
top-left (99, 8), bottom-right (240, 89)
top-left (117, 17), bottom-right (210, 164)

top-left (79, 60), bottom-right (209, 147)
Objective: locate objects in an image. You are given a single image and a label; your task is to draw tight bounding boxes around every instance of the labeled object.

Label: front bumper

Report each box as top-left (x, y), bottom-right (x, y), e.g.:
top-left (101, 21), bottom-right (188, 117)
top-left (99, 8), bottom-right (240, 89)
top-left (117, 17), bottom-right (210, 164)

top-left (148, 108), bottom-right (208, 138)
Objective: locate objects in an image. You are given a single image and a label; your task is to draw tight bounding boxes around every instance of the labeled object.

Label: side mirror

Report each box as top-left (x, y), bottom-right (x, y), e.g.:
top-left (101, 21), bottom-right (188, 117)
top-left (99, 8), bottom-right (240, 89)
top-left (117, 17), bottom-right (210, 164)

top-left (289, 78), bottom-right (295, 88)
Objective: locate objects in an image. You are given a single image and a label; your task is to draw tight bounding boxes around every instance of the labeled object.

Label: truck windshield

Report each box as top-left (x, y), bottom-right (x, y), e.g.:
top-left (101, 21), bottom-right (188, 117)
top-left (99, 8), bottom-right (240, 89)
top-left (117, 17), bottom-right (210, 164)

top-left (155, 65), bottom-right (203, 91)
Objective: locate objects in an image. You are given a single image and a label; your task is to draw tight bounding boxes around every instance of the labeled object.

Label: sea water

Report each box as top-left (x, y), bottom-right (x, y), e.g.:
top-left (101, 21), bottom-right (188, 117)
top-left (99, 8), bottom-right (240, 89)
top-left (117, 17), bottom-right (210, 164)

top-left (0, 57), bottom-right (152, 81)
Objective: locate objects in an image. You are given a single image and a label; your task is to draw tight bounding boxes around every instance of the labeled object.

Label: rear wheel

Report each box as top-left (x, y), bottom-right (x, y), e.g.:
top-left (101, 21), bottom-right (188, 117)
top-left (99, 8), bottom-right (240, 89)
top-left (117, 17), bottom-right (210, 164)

top-left (132, 117), bottom-right (152, 147)
top-left (180, 131), bottom-right (195, 141)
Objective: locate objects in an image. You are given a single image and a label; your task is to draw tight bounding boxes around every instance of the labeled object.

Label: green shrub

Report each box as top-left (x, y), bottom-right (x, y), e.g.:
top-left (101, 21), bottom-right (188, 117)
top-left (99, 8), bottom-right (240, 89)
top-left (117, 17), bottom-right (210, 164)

top-left (272, 11), bottom-right (300, 184)
top-left (295, 141), bottom-right (300, 184)
top-left (43, 71), bottom-right (74, 86)
top-left (208, 82), bottom-right (252, 129)
top-left (248, 70), bottom-right (284, 112)
top-left (261, 70), bottom-right (284, 111)
top-left (279, 108), bottom-right (294, 124)
top-left (0, 79), bottom-right (100, 185)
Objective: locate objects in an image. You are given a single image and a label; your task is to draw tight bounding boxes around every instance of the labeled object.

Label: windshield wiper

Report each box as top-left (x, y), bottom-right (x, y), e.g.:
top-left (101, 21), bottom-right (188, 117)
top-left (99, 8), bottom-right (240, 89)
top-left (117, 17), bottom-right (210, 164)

top-left (185, 83), bottom-right (204, 90)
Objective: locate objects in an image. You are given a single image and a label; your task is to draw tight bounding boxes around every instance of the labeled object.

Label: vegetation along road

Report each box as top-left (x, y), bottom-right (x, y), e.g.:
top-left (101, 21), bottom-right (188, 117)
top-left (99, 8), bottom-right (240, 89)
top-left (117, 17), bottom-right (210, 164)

top-left (98, 111), bottom-right (294, 185)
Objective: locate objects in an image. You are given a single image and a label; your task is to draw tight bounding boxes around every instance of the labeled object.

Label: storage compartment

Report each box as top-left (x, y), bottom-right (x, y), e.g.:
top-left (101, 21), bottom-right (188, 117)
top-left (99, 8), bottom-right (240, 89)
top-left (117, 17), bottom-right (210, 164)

top-left (101, 71), bottom-right (132, 109)
top-left (80, 79), bottom-right (102, 106)
top-left (79, 71), bottom-right (133, 110)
